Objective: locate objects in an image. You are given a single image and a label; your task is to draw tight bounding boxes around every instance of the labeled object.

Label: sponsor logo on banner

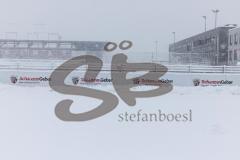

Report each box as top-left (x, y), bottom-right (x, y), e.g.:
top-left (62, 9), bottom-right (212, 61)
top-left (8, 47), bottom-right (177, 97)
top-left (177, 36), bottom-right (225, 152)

top-left (10, 76), bottom-right (18, 84)
top-left (193, 79), bottom-right (233, 86)
top-left (72, 77), bottom-right (80, 85)
top-left (133, 78), bottom-right (173, 85)
top-left (193, 79), bottom-right (201, 86)
top-left (10, 76), bottom-right (51, 84)
top-left (72, 77), bottom-right (112, 85)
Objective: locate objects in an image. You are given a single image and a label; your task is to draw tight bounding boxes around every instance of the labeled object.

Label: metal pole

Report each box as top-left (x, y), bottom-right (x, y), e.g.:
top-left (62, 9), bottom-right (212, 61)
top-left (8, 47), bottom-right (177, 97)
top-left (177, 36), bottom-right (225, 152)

top-left (152, 41), bottom-right (155, 62)
top-left (212, 9), bottom-right (220, 28)
top-left (171, 32), bottom-right (176, 64)
top-left (216, 36), bottom-right (219, 65)
top-left (212, 9), bottom-right (220, 65)
top-left (172, 32), bottom-right (176, 44)
top-left (156, 41), bottom-right (158, 60)
top-left (203, 16), bottom-right (207, 32)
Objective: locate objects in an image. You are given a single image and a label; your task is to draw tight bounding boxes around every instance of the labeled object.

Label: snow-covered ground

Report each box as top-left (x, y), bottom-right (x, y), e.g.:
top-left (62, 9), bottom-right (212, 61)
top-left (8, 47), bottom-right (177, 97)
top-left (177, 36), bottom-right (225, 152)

top-left (0, 84), bottom-right (239, 160)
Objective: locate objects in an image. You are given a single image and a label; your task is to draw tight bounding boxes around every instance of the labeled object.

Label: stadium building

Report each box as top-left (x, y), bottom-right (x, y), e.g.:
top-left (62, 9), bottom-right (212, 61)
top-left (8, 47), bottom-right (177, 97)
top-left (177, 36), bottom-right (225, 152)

top-left (169, 26), bottom-right (235, 65)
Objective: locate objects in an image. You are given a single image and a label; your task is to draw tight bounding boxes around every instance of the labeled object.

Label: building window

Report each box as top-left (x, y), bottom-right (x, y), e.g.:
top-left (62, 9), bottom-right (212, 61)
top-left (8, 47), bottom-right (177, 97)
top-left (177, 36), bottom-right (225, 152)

top-left (234, 50), bottom-right (238, 61)
top-left (239, 33), bottom-right (240, 45)
top-left (230, 35), bottom-right (233, 46)
top-left (234, 34), bottom-right (238, 45)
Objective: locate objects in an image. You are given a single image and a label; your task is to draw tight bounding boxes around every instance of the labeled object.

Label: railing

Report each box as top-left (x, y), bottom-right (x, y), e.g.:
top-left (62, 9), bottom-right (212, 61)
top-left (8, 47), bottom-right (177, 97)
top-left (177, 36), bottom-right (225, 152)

top-left (0, 59), bottom-right (240, 74)
top-left (166, 65), bottom-right (240, 73)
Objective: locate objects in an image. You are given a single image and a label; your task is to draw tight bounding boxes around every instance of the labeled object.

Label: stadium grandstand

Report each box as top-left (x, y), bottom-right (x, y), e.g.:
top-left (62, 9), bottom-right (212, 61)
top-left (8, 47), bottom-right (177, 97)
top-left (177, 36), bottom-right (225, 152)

top-left (0, 39), bottom-right (106, 60)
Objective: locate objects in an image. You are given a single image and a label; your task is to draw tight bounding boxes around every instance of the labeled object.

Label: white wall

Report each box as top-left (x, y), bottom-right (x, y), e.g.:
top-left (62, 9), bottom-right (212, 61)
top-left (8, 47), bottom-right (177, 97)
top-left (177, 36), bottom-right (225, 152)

top-left (1, 69), bottom-right (240, 87)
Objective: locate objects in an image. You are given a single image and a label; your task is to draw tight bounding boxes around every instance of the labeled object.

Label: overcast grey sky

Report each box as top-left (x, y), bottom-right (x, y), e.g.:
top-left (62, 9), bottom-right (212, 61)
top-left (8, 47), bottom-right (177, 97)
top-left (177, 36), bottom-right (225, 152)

top-left (0, 0), bottom-right (239, 57)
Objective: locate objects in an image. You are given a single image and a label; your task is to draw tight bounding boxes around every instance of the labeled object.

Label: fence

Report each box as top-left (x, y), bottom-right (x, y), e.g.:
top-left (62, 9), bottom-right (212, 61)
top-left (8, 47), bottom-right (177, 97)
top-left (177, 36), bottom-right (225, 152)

top-left (1, 59), bottom-right (240, 74)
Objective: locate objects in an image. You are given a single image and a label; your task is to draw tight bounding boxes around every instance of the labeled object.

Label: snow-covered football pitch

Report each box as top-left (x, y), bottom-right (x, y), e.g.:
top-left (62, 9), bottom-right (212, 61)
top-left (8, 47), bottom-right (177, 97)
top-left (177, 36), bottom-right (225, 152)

top-left (0, 84), bottom-right (239, 160)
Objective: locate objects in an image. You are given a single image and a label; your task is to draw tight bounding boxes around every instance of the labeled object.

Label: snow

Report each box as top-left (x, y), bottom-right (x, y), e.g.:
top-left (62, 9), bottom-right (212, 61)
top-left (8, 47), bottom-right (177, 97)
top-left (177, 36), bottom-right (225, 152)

top-left (0, 84), bottom-right (239, 160)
